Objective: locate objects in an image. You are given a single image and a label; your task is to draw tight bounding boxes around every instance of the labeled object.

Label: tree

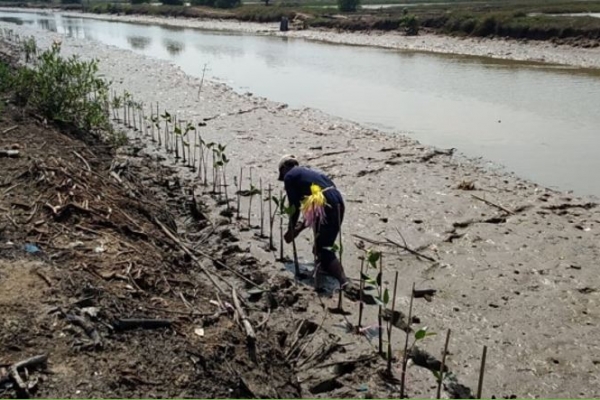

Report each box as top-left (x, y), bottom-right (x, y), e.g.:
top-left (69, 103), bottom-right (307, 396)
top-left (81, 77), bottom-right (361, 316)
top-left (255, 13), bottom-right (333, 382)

top-left (337, 0), bottom-right (359, 12)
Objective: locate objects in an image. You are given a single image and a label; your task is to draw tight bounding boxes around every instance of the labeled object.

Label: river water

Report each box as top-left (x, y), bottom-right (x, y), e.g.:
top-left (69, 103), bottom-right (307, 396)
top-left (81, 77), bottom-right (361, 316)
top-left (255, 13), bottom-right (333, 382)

top-left (2, 9), bottom-right (600, 197)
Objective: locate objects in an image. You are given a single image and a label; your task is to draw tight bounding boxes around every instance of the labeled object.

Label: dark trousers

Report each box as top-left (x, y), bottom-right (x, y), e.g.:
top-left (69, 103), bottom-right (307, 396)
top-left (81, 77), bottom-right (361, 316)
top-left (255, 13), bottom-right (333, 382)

top-left (315, 202), bottom-right (345, 266)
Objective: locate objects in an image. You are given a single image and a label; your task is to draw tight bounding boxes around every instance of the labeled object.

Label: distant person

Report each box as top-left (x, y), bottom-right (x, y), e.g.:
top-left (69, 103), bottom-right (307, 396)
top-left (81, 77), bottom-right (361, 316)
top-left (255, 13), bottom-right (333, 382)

top-left (278, 155), bottom-right (356, 296)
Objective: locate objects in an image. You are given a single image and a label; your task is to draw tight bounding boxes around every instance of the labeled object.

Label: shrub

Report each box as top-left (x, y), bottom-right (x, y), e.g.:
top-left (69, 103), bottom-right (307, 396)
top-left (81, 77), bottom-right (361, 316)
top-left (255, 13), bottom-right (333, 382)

top-left (337, 0), bottom-right (359, 13)
top-left (161, 0), bottom-right (184, 6)
top-left (12, 42), bottom-right (115, 138)
top-left (131, 0), bottom-right (150, 4)
top-left (60, 0), bottom-right (81, 4)
top-left (214, 0), bottom-right (239, 9)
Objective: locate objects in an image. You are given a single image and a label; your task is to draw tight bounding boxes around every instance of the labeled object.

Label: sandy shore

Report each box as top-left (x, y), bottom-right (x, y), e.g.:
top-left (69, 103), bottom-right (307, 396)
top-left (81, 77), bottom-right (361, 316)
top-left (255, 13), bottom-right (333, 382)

top-left (24, 8), bottom-right (600, 69)
top-left (2, 16), bottom-right (600, 397)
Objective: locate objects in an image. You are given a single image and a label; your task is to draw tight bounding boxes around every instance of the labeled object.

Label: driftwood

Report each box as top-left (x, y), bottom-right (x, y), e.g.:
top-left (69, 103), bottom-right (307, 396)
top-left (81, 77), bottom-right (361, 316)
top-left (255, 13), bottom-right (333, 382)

top-left (471, 194), bottom-right (514, 215)
top-left (113, 318), bottom-right (172, 331)
top-left (232, 289), bottom-right (256, 343)
top-left (0, 354), bottom-right (48, 393)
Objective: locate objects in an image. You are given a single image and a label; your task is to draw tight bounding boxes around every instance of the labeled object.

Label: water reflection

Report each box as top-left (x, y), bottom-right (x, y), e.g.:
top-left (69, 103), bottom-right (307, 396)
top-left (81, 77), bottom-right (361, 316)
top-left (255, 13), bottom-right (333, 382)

top-left (0, 16), bottom-right (27, 25)
top-left (127, 35), bottom-right (151, 50)
top-left (37, 18), bottom-right (57, 32)
top-left (163, 37), bottom-right (184, 55)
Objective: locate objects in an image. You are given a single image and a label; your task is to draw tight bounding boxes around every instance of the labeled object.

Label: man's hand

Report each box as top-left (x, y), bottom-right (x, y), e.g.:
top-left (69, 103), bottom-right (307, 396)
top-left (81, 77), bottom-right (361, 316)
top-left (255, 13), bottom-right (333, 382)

top-left (284, 222), bottom-right (306, 244)
top-left (284, 229), bottom-right (294, 244)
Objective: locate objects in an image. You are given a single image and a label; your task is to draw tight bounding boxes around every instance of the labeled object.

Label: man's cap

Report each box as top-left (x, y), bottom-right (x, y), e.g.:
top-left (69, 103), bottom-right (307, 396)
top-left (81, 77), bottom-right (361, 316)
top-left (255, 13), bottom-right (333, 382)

top-left (278, 154), bottom-right (299, 181)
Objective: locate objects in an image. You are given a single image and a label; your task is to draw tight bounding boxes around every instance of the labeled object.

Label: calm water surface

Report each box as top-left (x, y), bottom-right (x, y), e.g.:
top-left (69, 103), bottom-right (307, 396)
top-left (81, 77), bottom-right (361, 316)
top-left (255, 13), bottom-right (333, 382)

top-left (2, 10), bottom-right (600, 196)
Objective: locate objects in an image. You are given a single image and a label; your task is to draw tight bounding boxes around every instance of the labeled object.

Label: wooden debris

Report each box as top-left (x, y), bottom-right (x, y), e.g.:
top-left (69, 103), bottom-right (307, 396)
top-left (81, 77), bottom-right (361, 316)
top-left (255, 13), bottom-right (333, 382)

top-left (232, 288), bottom-right (256, 343)
top-left (0, 149), bottom-right (19, 158)
top-left (471, 194), bottom-right (514, 215)
top-left (112, 318), bottom-right (172, 331)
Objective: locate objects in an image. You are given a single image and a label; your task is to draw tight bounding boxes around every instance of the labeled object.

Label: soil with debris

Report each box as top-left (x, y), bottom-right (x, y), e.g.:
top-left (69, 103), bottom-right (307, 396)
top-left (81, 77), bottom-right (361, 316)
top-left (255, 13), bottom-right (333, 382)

top-left (0, 107), bottom-right (307, 398)
top-left (2, 18), bottom-right (600, 399)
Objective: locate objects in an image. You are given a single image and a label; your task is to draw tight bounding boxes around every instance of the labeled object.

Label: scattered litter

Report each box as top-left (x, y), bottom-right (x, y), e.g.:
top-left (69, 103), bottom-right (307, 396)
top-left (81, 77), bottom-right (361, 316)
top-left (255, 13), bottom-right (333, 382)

top-left (94, 245), bottom-right (106, 253)
top-left (81, 307), bottom-right (100, 318)
top-left (24, 243), bottom-right (41, 254)
top-left (194, 328), bottom-right (205, 337)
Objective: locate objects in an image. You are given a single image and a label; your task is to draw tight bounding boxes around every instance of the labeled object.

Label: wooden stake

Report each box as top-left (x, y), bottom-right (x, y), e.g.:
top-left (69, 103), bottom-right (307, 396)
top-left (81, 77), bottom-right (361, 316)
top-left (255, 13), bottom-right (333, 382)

top-left (477, 345), bottom-right (488, 399)
top-left (437, 329), bottom-right (452, 399)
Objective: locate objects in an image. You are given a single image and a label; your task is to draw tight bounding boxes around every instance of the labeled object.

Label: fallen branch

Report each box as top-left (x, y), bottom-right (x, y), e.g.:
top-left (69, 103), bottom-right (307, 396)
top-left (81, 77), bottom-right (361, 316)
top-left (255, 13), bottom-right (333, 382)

top-left (112, 318), bottom-right (172, 331)
top-left (153, 217), bottom-right (227, 295)
top-left (72, 151), bottom-right (91, 172)
top-left (471, 194), bottom-right (514, 215)
top-left (0, 354), bottom-right (48, 390)
top-left (2, 125), bottom-right (18, 134)
top-left (306, 149), bottom-right (355, 161)
top-left (232, 288), bottom-right (256, 343)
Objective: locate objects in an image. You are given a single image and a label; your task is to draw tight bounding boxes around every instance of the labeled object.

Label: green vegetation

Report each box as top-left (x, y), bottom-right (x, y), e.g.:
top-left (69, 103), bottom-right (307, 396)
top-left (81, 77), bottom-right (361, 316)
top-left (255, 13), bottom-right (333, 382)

top-left (0, 40), bottom-right (123, 144)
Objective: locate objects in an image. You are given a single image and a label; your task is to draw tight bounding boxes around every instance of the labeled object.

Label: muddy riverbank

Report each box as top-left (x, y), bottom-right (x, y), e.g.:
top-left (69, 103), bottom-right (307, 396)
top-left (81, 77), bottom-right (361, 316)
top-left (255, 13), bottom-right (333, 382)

top-left (6, 7), bottom-right (600, 69)
top-left (2, 17), bottom-right (600, 398)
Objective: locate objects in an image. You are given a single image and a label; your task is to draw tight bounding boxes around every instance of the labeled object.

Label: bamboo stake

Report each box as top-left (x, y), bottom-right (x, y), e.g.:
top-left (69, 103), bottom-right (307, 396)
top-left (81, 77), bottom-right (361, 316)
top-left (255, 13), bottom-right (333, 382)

top-left (259, 178), bottom-right (264, 237)
top-left (387, 270), bottom-right (399, 373)
top-left (268, 184), bottom-right (273, 250)
top-left (477, 345), bottom-right (488, 399)
top-left (400, 282), bottom-right (416, 398)
top-left (237, 167), bottom-right (243, 219)
top-left (336, 203), bottom-right (344, 310)
top-left (436, 329), bottom-right (451, 399)
top-left (358, 257), bottom-right (365, 328)
top-left (248, 167), bottom-right (254, 227)
top-left (378, 254), bottom-right (384, 355)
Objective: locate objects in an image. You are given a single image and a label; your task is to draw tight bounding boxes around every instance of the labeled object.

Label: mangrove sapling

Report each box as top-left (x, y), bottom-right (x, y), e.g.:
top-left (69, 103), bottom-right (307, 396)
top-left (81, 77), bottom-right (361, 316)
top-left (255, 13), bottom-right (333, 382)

top-left (161, 110), bottom-right (172, 153)
top-left (247, 184), bottom-right (261, 228)
top-left (111, 92), bottom-right (121, 122)
top-left (184, 122), bottom-right (196, 169)
top-left (215, 149), bottom-right (232, 216)
top-left (278, 196), bottom-right (299, 277)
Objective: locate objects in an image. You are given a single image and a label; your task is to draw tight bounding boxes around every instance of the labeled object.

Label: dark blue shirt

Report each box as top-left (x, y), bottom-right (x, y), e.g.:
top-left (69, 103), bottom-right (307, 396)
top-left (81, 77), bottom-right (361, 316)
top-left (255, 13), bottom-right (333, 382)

top-left (283, 167), bottom-right (343, 215)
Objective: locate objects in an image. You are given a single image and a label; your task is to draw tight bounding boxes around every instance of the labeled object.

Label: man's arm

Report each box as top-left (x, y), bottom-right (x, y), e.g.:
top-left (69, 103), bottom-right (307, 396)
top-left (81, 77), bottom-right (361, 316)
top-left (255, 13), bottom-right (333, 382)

top-left (284, 178), bottom-right (301, 228)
